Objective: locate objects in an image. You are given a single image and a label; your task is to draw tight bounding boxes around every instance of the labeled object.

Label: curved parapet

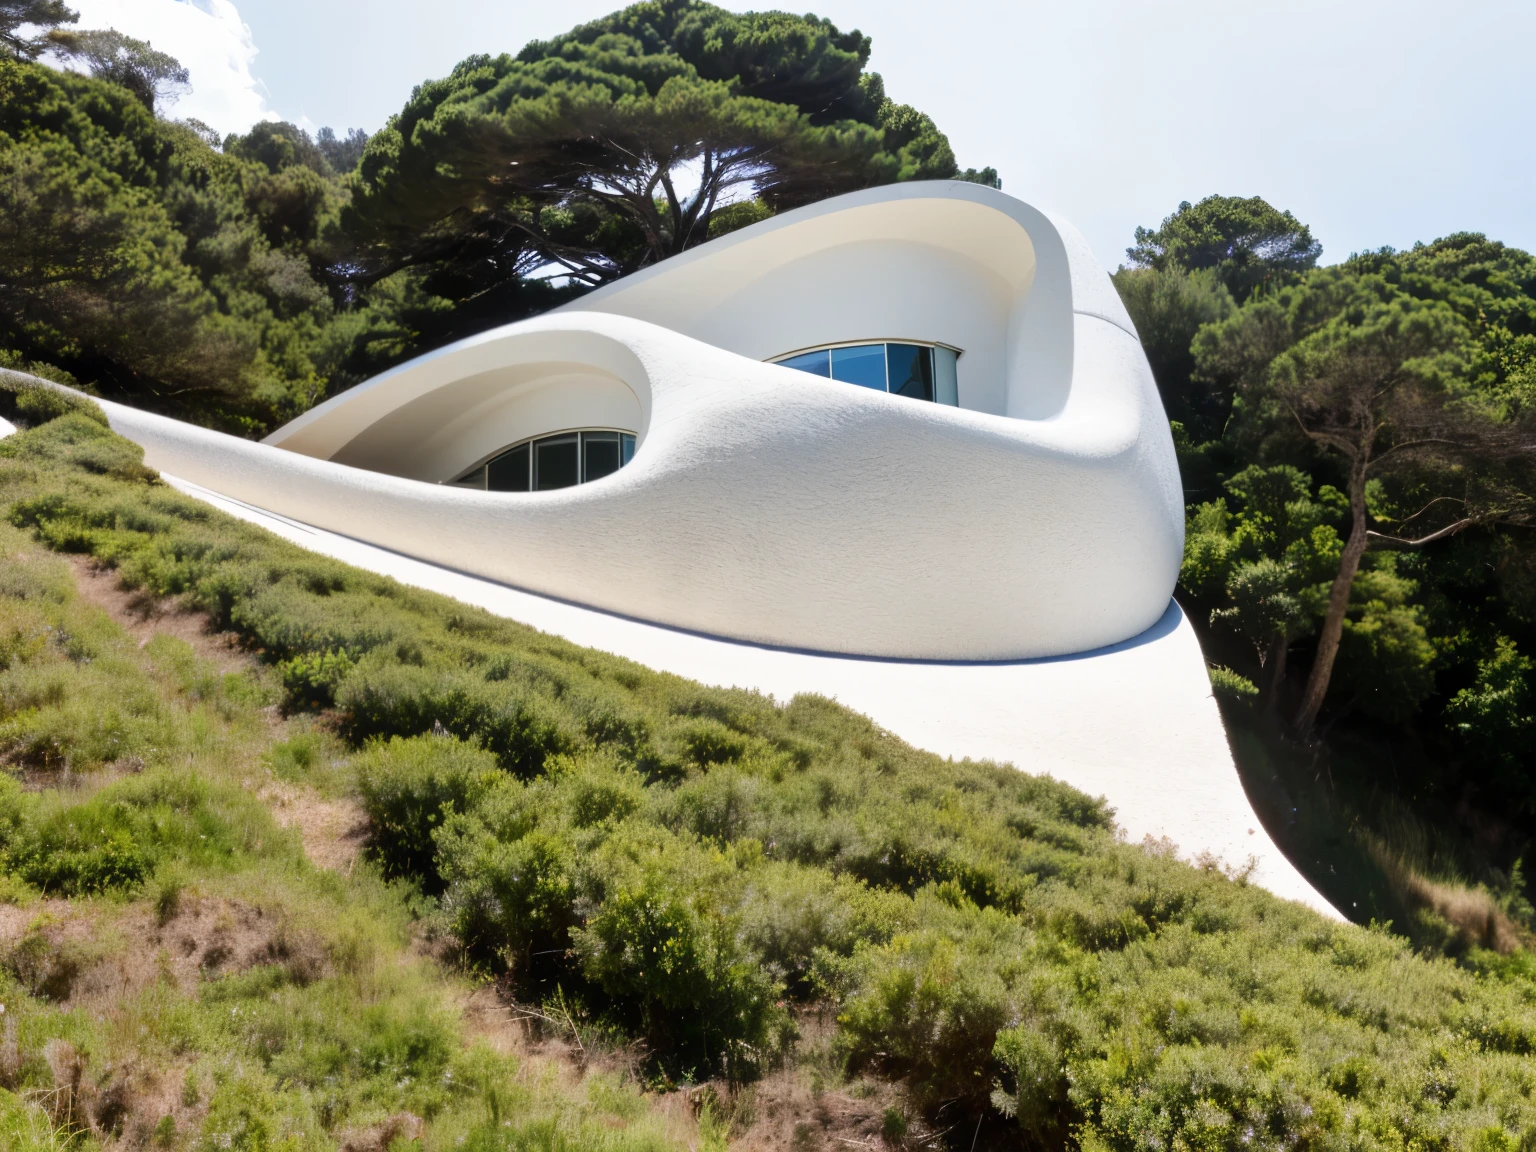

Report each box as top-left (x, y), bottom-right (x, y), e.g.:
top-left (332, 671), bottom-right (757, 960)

top-left (98, 181), bottom-right (1182, 661)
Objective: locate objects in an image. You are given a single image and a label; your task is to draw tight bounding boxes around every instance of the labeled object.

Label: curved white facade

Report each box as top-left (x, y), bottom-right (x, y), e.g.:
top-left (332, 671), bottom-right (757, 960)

top-left (103, 181), bottom-right (1183, 662)
top-left (19, 182), bottom-right (1337, 912)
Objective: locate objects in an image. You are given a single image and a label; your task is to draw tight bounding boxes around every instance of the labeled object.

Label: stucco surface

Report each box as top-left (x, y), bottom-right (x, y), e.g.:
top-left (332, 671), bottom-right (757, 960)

top-left (216, 184), bottom-right (1186, 660)
top-left (158, 474), bottom-right (1339, 920)
top-left (97, 307), bottom-right (1183, 662)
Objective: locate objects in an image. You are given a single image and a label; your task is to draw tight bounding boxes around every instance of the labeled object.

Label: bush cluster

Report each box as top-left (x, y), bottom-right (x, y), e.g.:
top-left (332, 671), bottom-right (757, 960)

top-left (4, 405), bottom-right (1536, 1145)
top-left (0, 469), bottom-right (699, 1152)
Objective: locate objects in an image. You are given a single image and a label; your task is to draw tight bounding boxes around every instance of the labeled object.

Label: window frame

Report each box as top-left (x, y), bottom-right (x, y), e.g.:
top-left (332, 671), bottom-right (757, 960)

top-left (769, 339), bottom-right (962, 404)
top-left (446, 427), bottom-right (638, 492)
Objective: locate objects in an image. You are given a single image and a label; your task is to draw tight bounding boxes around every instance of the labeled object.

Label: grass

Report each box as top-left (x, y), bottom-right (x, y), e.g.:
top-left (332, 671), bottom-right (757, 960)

top-left (0, 388), bottom-right (1533, 1149)
top-left (0, 536), bottom-right (707, 1148)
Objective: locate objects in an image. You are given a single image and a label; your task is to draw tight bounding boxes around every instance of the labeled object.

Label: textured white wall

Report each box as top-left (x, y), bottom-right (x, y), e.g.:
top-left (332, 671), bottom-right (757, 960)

top-left (639, 238), bottom-right (1014, 415)
top-left (138, 184), bottom-right (1185, 660)
top-left (100, 305), bottom-right (1181, 661)
top-left (560, 183), bottom-right (1077, 420)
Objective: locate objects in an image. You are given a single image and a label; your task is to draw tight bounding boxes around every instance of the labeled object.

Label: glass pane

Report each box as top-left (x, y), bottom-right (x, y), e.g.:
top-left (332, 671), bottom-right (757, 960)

top-left (830, 344), bottom-right (887, 391)
top-left (934, 346), bottom-right (960, 406)
top-left (583, 431), bottom-right (621, 483)
top-left (776, 349), bottom-right (831, 377)
top-left (621, 433), bottom-right (635, 465)
top-left (886, 344), bottom-right (934, 401)
top-left (533, 434), bottom-right (579, 491)
top-left (449, 466), bottom-right (486, 490)
top-left (486, 442), bottom-right (530, 492)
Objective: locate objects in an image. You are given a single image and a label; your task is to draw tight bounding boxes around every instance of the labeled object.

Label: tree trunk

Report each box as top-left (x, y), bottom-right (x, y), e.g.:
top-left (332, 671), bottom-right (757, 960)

top-left (1263, 630), bottom-right (1289, 716)
top-left (1294, 454), bottom-right (1370, 737)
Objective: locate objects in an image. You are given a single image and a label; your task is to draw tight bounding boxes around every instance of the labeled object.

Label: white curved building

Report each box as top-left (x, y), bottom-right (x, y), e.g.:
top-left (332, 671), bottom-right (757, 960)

top-left (66, 181), bottom-right (1335, 913)
top-left (113, 182), bottom-right (1184, 662)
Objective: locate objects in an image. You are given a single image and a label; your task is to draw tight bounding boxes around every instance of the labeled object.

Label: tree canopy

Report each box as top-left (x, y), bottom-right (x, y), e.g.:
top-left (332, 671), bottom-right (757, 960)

top-left (0, 57), bottom-right (352, 430)
top-left (0, 1), bottom-right (982, 430)
top-left (1126, 194), bottom-right (1323, 303)
top-left (344, 0), bottom-right (968, 294)
top-left (1122, 200), bottom-right (1536, 916)
top-left (49, 27), bottom-right (188, 112)
top-left (0, 0), bottom-right (75, 59)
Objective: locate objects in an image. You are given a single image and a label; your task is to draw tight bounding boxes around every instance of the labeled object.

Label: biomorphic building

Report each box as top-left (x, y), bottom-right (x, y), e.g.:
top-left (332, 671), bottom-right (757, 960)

top-left (82, 182), bottom-right (1336, 914)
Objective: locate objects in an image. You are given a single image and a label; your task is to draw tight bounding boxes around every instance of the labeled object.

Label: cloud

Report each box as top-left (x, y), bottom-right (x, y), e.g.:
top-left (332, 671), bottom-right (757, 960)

top-left (59, 0), bottom-right (274, 136)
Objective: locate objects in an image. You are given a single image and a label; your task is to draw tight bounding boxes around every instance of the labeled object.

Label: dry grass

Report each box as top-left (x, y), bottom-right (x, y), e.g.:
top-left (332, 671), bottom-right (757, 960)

top-left (1361, 831), bottom-right (1530, 953)
top-left (64, 555), bottom-right (251, 675)
top-left (0, 894), bottom-right (329, 1008)
top-left (262, 780), bottom-right (368, 874)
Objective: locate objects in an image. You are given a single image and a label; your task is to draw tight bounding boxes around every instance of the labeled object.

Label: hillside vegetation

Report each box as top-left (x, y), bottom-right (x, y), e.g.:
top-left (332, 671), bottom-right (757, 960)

top-left (0, 387), bottom-right (1534, 1149)
top-left (1115, 199), bottom-right (1536, 949)
top-left (9, 0), bottom-right (1532, 940)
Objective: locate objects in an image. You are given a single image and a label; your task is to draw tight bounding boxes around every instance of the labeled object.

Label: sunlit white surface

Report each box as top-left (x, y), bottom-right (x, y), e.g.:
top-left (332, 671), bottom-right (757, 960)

top-left (230, 185), bottom-right (1183, 661)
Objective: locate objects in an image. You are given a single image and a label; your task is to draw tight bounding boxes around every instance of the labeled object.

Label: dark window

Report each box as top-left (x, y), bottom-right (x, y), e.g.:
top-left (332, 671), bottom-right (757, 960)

top-left (487, 441), bottom-right (530, 492)
top-left (583, 431), bottom-right (621, 482)
top-left (454, 429), bottom-right (638, 491)
top-left (887, 344), bottom-right (934, 402)
top-left (534, 434), bottom-right (580, 490)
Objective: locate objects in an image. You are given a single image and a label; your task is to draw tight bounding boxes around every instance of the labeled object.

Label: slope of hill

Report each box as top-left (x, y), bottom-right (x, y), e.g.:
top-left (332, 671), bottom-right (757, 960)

top-left (0, 384), bottom-right (1533, 1150)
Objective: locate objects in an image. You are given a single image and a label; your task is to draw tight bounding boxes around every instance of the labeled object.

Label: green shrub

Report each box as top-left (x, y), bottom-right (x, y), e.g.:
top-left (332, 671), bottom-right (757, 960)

top-left (338, 658), bottom-right (578, 776)
top-left (7, 415), bottom-right (1536, 1144)
top-left (6, 821), bottom-right (152, 895)
top-left (0, 375), bottom-right (104, 429)
top-left (356, 734), bottom-right (501, 889)
top-left (1208, 664), bottom-right (1260, 704)
top-left (735, 862), bottom-right (912, 993)
top-left (1, 412), bottom-right (150, 486)
top-left (438, 795), bottom-right (580, 967)
top-left (0, 770), bottom-right (278, 895)
top-left (834, 900), bottom-right (1031, 1111)
top-left (276, 647), bottom-right (355, 708)
top-left (575, 866), bottom-right (786, 1081)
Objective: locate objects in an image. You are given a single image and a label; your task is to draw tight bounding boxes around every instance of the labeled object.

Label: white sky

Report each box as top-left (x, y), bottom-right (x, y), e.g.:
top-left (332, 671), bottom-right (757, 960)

top-left (54, 0), bottom-right (1536, 273)
top-left (59, 0), bottom-right (272, 134)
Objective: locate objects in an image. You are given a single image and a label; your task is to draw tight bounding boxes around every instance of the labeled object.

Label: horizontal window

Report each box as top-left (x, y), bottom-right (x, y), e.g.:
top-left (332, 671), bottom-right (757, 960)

top-left (449, 429), bottom-right (636, 492)
top-left (771, 342), bottom-right (960, 405)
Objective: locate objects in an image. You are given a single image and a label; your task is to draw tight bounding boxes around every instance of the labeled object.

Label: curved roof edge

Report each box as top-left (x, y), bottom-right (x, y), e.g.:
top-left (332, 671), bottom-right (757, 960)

top-left (264, 182), bottom-right (1138, 449)
top-left (558, 179), bottom-right (1138, 339)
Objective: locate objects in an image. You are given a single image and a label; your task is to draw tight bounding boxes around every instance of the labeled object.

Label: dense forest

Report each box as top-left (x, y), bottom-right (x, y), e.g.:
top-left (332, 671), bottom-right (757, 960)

top-left (1114, 201), bottom-right (1536, 944)
top-left (1, 0), bottom-right (1535, 1148)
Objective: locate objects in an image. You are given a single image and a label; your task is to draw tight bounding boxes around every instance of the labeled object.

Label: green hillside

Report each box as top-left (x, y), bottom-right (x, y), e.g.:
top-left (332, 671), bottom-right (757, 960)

top-left (0, 383), bottom-right (1532, 1149)
top-left (2, 1), bottom-right (1535, 1146)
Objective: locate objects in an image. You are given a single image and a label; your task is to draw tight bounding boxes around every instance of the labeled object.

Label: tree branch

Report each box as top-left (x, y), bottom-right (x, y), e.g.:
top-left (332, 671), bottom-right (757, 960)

top-left (1373, 436), bottom-right (1464, 461)
top-left (1388, 495), bottom-right (1466, 530)
top-left (1366, 515), bottom-right (1502, 549)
